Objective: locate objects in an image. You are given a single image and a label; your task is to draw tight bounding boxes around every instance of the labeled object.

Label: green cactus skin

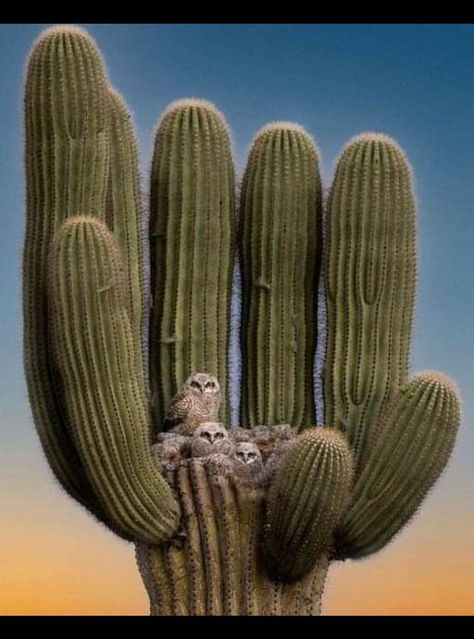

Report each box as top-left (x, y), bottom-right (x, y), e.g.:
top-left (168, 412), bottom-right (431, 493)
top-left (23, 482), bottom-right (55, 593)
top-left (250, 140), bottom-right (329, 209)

top-left (106, 88), bottom-right (148, 375)
top-left (263, 428), bottom-right (354, 582)
top-left (239, 123), bottom-right (322, 429)
top-left (48, 216), bottom-right (180, 544)
top-left (136, 458), bottom-right (330, 615)
top-left (334, 372), bottom-right (461, 560)
top-left (323, 133), bottom-right (417, 471)
top-left (149, 99), bottom-right (236, 431)
top-left (23, 26), bottom-right (111, 512)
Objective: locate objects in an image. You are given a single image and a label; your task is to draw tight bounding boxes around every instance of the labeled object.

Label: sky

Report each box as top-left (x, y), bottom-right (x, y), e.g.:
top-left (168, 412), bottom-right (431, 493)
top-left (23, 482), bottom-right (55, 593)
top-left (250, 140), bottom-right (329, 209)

top-left (1, 23), bottom-right (473, 615)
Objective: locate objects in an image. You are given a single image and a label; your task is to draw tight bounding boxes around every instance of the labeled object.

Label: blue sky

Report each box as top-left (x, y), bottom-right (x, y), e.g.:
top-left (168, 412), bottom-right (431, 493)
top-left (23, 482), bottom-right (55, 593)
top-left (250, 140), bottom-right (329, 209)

top-left (1, 24), bottom-right (473, 614)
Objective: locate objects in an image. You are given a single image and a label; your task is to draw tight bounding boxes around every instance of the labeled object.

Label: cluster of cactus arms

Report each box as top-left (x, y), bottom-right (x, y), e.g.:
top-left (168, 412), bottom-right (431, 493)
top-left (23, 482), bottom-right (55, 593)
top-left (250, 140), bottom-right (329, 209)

top-left (23, 25), bottom-right (461, 616)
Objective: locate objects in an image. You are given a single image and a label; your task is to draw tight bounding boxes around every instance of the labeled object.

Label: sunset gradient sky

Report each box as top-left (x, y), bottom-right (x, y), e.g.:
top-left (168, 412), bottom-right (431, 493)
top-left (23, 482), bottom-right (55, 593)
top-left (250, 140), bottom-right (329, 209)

top-left (1, 23), bottom-right (473, 615)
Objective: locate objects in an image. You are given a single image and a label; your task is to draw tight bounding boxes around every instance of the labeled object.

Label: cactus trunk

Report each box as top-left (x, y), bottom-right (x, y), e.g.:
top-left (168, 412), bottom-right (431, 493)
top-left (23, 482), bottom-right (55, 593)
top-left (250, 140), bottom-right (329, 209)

top-left (136, 459), bottom-right (329, 616)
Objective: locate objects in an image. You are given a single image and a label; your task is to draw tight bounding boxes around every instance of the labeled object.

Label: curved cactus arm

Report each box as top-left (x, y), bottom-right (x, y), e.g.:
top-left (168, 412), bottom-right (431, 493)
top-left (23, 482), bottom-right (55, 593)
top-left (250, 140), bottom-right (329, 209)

top-left (149, 99), bottom-right (236, 430)
top-left (264, 428), bottom-right (354, 581)
top-left (23, 26), bottom-right (110, 510)
top-left (106, 88), bottom-right (148, 375)
top-left (239, 123), bottom-right (322, 428)
top-left (323, 133), bottom-right (417, 471)
top-left (334, 372), bottom-right (461, 560)
top-left (48, 216), bottom-right (181, 544)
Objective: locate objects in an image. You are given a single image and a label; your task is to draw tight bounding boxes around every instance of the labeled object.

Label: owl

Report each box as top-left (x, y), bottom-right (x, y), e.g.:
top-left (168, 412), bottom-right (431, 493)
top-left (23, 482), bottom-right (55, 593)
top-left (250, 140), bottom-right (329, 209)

top-left (152, 434), bottom-right (190, 467)
top-left (231, 441), bottom-right (264, 486)
top-left (190, 422), bottom-right (232, 458)
top-left (229, 426), bottom-right (252, 443)
top-left (251, 425), bottom-right (277, 462)
top-left (163, 372), bottom-right (221, 436)
top-left (269, 424), bottom-right (295, 441)
top-left (263, 440), bottom-right (292, 486)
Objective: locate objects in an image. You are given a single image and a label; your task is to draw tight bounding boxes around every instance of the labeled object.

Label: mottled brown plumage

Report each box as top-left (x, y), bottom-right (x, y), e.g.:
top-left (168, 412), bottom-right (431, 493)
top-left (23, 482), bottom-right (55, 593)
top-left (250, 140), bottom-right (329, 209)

top-left (164, 373), bottom-right (221, 436)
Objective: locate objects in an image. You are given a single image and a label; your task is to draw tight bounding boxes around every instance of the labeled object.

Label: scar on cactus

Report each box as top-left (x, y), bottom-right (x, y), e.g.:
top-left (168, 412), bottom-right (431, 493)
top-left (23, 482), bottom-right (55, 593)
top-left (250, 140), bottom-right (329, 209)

top-left (23, 24), bottom-right (461, 616)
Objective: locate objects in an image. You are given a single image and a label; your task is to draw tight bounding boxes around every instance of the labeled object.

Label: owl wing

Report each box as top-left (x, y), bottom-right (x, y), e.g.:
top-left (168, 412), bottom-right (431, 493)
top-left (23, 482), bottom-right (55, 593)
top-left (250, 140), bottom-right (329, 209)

top-left (163, 388), bottom-right (192, 431)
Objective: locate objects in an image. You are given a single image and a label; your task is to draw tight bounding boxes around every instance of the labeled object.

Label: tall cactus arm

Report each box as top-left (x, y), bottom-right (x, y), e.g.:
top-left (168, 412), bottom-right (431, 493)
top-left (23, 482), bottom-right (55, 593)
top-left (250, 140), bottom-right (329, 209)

top-left (106, 88), bottom-right (148, 375)
top-left (48, 216), bottom-right (181, 544)
top-left (149, 99), bottom-right (236, 430)
top-left (264, 428), bottom-right (353, 581)
top-left (239, 123), bottom-right (322, 428)
top-left (323, 133), bottom-right (417, 471)
top-left (334, 372), bottom-right (460, 559)
top-left (23, 26), bottom-right (110, 511)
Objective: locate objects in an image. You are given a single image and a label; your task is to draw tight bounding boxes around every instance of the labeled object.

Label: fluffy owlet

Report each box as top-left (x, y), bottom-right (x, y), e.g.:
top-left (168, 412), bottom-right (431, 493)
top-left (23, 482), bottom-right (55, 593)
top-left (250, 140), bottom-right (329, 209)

top-left (231, 441), bottom-right (264, 486)
top-left (163, 373), bottom-right (221, 436)
top-left (190, 422), bottom-right (232, 458)
top-left (152, 434), bottom-right (190, 467)
top-left (229, 426), bottom-right (252, 443)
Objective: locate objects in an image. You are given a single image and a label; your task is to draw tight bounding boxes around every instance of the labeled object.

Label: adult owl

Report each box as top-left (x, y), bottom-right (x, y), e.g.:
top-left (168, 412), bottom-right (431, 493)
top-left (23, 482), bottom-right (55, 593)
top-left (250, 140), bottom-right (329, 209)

top-left (190, 422), bottom-right (232, 458)
top-left (231, 441), bottom-right (264, 486)
top-left (163, 372), bottom-right (221, 436)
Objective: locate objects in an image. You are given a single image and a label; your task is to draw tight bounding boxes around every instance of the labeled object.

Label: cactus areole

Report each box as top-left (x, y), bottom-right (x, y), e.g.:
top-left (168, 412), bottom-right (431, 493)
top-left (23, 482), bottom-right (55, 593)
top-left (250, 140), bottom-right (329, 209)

top-left (23, 25), bottom-right (461, 615)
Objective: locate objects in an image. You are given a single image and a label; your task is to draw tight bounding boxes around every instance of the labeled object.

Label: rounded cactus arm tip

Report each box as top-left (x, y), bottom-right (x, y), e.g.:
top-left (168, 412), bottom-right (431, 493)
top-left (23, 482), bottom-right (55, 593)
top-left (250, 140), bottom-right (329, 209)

top-left (239, 123), bottom-right (322, 429)
top-left (334, 372), bottom-right (461, 559)
top-left (48, 216), bottom-right (180, 544)
top-left (264, 427), bottom-right (354, 581)
top-left (323, 133), bottom-right (417, 472)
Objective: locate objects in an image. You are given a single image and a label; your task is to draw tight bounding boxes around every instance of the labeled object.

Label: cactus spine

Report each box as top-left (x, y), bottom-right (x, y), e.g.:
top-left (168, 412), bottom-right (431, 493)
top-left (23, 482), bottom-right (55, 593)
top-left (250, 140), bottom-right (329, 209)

top-left (264, 428), bottom-right (353, 581)
top-left (239, 124), bottom-right (322, 428)
top-left (324, 134), bottom-right (417, 470)
top-left (149, 100), bottom-right (235, 430)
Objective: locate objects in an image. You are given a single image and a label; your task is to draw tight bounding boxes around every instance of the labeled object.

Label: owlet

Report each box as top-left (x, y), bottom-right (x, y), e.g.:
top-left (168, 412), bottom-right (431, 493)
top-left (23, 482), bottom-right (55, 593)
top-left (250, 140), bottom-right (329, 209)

top-left (231, 441), bottom-right (264, 486)
top-left (190, 422), bottom-right (232, 458)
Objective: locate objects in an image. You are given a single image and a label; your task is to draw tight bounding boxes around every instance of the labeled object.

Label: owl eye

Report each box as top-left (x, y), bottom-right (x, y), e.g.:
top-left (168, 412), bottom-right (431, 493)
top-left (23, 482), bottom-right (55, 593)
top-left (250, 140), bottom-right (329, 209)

top-left (190, 381), bottom-right (201, 389)
top-left (248, 453), bottom-right (256, 461)
top-left (215, 432), bottom-right (224, 440)
top-left (205, 381), bottom-right (215, 389)
top-left (202, 432), bottom-right (212, 441)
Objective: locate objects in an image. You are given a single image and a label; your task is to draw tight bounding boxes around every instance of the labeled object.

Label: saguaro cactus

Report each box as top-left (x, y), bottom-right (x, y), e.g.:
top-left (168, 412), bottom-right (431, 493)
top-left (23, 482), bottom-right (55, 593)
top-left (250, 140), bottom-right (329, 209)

top-left (23, 25), bottom-right (461, 616)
